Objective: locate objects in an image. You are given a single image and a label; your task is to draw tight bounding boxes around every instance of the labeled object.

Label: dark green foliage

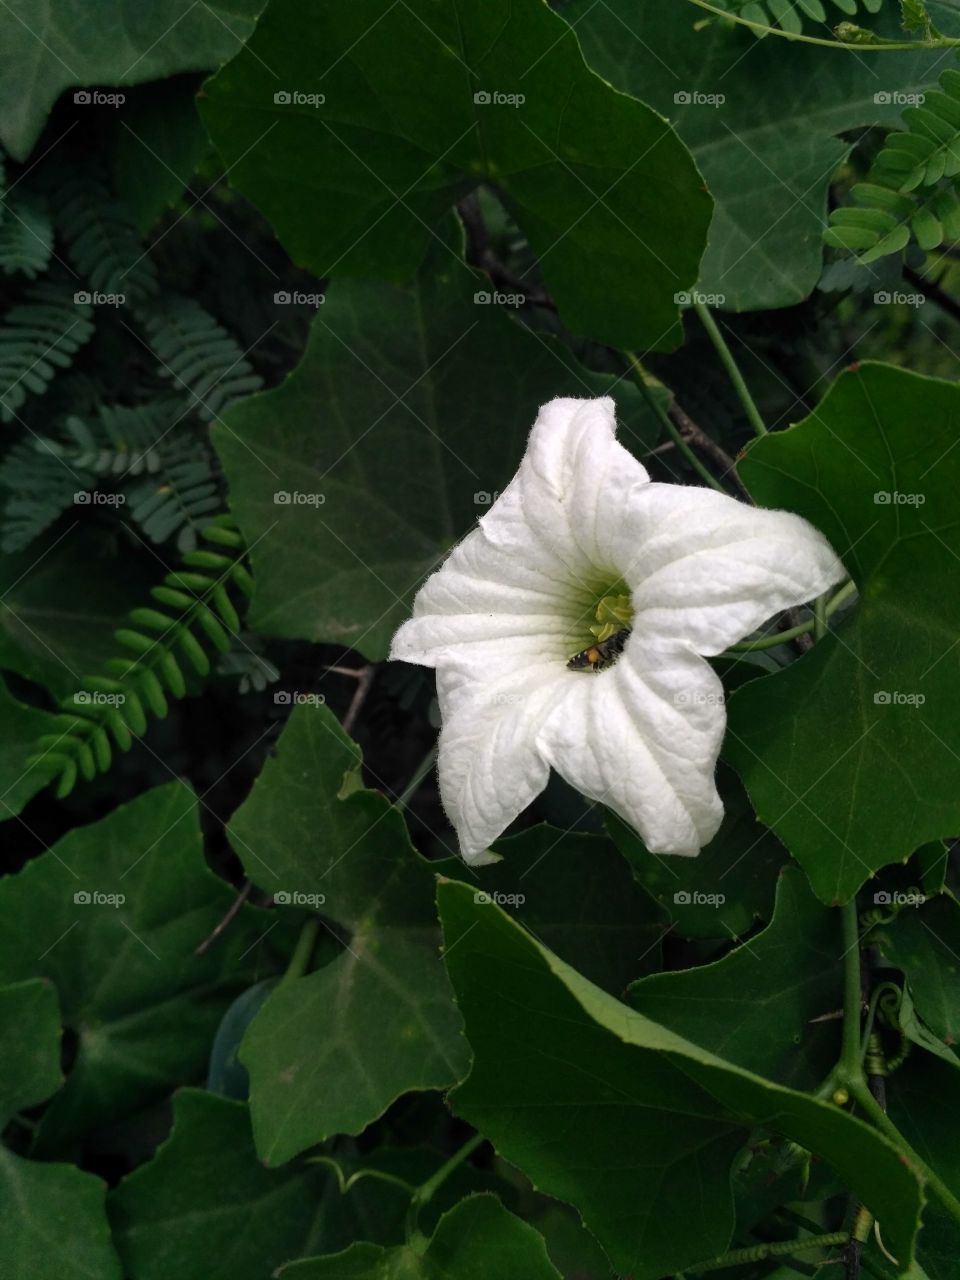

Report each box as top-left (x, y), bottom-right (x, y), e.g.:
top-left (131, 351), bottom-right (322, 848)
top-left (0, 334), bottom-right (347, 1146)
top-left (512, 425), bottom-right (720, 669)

top-left (137, 294), bottom-right (263, 421)
top-left (714, 0), bottom-right (883, 35)
top-left (27, 514), bottom-right (252, 798)
top-left (0, 283), bottom-right (95, 422)
top-left (0, 191), bottom-right (53, 278)
top-left (54, 170), bottom-right (159, 303)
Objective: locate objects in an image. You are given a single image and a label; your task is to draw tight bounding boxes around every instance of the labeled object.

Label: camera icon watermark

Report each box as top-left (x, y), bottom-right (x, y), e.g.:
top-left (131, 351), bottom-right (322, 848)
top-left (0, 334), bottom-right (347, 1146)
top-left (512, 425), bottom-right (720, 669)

top-left (673, 89), bottom-right (725, 107)
top-left (873, 690), bottom-right (925, 707)
top-left (473, 89), bottom-right (525, 107)
top-left (673, 889), bottom-right (725, 906)
top-left (873, 490), bottom-right (925, 505)
top-left (74, 490), bottom-right (126, 506)
top-left (273, 889), bottom-right (326, 907)
top-left (473, 890), bottom-right (526, 906)
top-left (273, 691), bottom-right (326, 707)
top-left (274, 290), bottom-right (325, 307)
top-left (74, 889), bottom-right (125, 907)
top-left (874, 90), bottom-right (925, 106)
top-left (74, 89), bottom-right (125, 107)
top-left (873, 889), bottom-right (925, 906)
top-left (273, 490), bottom-right (325, 506)
top-left (273, 90), bottom-right (325, 107)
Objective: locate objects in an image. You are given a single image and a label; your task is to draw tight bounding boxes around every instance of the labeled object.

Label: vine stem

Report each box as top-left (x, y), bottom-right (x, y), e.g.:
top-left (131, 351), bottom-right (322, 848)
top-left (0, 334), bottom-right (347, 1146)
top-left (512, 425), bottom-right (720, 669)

top-left (626, 354), bottom-right (730, 494)
top-left (395, 741), bottom-right (439, 811)
top-left (726, 580), bottom-right (855, 651)
top-left (278, 917), bottom-right (319, 989)
top-left (689, 1231), bottom-right (849, 1273)
top-left (405, 1133), bottom-right (485, 1240)
top-left (684, 0), bottom-right (960, 50)
top-left (693, 301), bottom-right (767, 438)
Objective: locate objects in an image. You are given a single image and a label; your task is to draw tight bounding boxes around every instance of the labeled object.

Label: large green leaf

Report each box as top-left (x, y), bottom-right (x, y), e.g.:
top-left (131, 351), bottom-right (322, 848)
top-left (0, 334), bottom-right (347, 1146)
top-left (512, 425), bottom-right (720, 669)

top-left (570, 0), bottom-right (947, 310)
top-left (109, 1089), bottom-right (409, 1280)
top-left (0, 1151), bottom-right (123, 1280)
top-left (727, 363), bottom-right (960, 904)
top-left (0, 677), bottom-right (59, 819)
top-left (227, 704), bottom-right (469, 1165)
top-left (279, 1194), bottom-right (561, 1280)
top-left (200, 0), bottom-right (711, 351)
top-left (628, 867), bottom-right (842, 1091)
top-left (214, 229), bottom-right (659, 658)
top-left (438, 879), bottom-right (925, 1279)
top-left (0, 978), bottom-right (61, 1126)
top-left (475, 825), bottom-right (667, 994)
top-left (0, 0), bottom-right (265, 161)
top-left (0, 781), bottom-right (290, 1152)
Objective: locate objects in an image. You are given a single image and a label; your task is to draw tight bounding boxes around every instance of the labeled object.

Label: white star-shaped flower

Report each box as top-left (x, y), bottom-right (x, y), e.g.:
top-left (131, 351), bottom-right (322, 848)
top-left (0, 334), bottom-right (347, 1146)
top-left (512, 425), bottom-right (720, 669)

top-left (390, 397), bottom-right (844, 863)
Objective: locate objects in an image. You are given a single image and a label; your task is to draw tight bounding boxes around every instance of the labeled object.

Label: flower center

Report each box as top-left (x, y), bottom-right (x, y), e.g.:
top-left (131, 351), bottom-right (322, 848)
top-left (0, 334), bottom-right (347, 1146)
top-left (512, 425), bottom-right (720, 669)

top-left (565, 589), bottom-right (634, 671)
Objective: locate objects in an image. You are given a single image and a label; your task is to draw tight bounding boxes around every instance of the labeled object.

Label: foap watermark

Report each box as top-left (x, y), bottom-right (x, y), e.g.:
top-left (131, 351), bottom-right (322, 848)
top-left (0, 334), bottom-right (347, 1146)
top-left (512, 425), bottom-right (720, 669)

top-left (274, 90), bottom-right (325, 107)
top-left (273, 691), bottom-right (326, 707)
top-left (874, 290), bottom-right (924, 309)
top-left (674, 890), bottom-right (725, 906)
top-left (74, 889), bottom-right (125, 907)
top-left (674, 690), bottom-right (724, 707)
top-left (474, 290), bottom-right (524, 308)
top-left (474, 490), bottom-right (502, 505)
top-left (675, 290), bottom-right (726, 306)
top-left (874, 690), bottom-right (926, 707)
top-left (873, 889), bottom-right (926, 907)
top-left (674, 89), bottom-right (725, 108)
top-left (274, 290), bottom-right (325, 308)
top-left (74, 89), bottom-right (125, 108)
top-left (474, 890), bottom-right (526, 907)
top-left (273, 890), bottom-right (327, 907)
top-left (274, 490), bottom-right (325, 506)
top-left (874, 90), bottom-right (925, 106)
top-left (478, 691), bottom-right (524, 707)
top-left (73, 690), bottom-right (126, 707)
top-left (74, 290), bottom-right (125, 308)
top-left (74, 490), bottom-right (125, 506)
top-left (473, 90), bottom-right (525, 108)
top-left (874, 490), bottom-right (925, 506)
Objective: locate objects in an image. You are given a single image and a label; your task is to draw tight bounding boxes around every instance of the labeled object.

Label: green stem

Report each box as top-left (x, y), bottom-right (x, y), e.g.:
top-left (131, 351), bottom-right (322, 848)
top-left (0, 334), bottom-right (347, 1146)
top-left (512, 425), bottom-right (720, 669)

top-left (840, 898), bottom-right (863, 1079)
top-left (848, 1079), bottom-right (960, 1225)
top-left (689, 1231), bottom-right (848, 1273)
top-left (694, 301), bottom-right (767, 438)
top-left (279, 918), bottom-right (319, 989)
top-left (405, 1133), bottom-right (485, 1240)
top-left (726, 580), bottom-right (855, 651)
top-left (814, 591), bottom-right (828, 642)
top-left (685, 0), bottom-right (960, 50)
top-left (626, 354), bottom-right (729, 494)
top-left (395, 741), bottom-right (439, 811)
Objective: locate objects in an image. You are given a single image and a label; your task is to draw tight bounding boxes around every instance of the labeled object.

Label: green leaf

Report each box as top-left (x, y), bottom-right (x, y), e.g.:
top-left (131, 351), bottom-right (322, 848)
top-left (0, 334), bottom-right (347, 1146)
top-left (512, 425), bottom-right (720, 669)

top-left (476, 825), bottom-right (667, 994)
top-left (110, 1089), bottom-right (410, 1280)
top-left (227, 704), bottom-right (470, 1165)
top-left (569, 0), bottom-right (949, 309)
top-left (628, 867), bottom-right (842, 1091)
top-left (214, 225), bottom-right (659, 658)
top-left (876, 895), bottom-right (960, 1050)
top-left (0, 0), bottom-right (266, 161)
top-left (0, 781), bottom-right (291, 1152)
top-left (727, 362), bottom-right (960, 904)
top-left (0, 531), bottom-right (144, 697)
top-left (0, 978), bottom-right (62, 1126)
top-left (0, 677), bottom-right (60, 818)
top-left (199, 0), bottom-right (711, 351)
top-left (607, 764), bottom-right (788, 941)
top-left (0, 1151), bottom-right (123, 1280)
top-left (113, 79), bottom-right (213, 236)
top-left (438, 879), bottom-right (924, 1279)
top-left (279, 1194), bottom-right (562, 1280)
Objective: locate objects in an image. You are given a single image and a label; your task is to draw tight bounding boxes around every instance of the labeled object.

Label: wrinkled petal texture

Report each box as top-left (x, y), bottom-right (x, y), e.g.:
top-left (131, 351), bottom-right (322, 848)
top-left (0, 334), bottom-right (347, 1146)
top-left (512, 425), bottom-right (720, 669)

top-left (389, 396), bottom-right (846, 860)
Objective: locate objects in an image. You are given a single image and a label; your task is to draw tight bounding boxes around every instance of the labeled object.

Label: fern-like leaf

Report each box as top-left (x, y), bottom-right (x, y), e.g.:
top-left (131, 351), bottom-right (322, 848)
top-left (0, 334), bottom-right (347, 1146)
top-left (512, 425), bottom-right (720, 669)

top-left (0, 191), bottom-right (53, 278)
top-left (825, 69), bottom-right (960, 262)
top-left (714, 0), bottom-right (882, 36)
top-left (0, 436), bottom-right (84, 551)
top-left (27, 514), bottom-right (253, 797)
top-left (125, 436), bottom-right (221, 552)
top-left (55, 172), bottom-right (158, 303)
top-left (0, 283), bottom-right (95, 423)
top-left (136, 294), bottom-right (263, 421)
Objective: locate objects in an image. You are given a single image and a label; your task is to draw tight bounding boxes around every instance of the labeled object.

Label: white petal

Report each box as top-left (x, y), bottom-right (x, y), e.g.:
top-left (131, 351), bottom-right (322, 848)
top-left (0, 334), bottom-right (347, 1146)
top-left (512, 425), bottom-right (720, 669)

top-left (435, 656), bottom-right (565, 860)
top-left (624, 486), bottom-right (845, 655)
top-left (536, 638), bottom-right (726, 856)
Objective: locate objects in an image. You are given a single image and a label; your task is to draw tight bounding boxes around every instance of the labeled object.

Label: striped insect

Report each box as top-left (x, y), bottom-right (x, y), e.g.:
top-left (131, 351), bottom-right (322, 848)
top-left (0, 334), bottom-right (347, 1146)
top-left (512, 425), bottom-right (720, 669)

top-left (566, 627), bottom-right (631, 671)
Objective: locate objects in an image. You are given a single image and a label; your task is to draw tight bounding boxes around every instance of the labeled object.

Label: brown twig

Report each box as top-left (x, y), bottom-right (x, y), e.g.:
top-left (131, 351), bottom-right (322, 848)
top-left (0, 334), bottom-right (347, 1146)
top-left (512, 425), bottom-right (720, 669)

top-left (342, 664), bottom-right (376, 735)
top-left (195, 880), bottom-right (253, 955)
top-left (457, 193), bottom-right (554, 308)
top-left (668, 399), bottom-right (750, 499)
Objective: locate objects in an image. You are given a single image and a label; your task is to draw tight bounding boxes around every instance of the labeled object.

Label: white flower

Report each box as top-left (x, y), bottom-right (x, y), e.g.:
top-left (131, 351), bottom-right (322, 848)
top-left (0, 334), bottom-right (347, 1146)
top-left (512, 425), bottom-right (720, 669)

top-left (390, 397), bottom-right (844, 863)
